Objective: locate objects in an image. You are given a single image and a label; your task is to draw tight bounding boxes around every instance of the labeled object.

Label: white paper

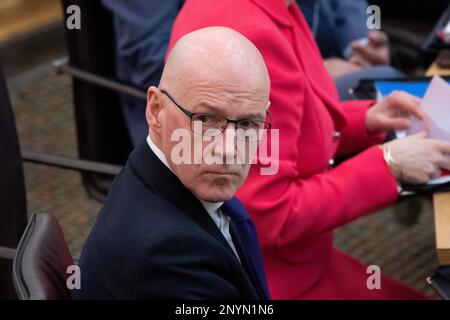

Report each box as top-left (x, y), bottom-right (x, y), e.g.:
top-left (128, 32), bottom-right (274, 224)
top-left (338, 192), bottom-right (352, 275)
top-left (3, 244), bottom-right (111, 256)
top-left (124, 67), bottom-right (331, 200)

top-left (404, 76), bottom-right (450, 185)
top-left (407, 76), bottom-right (450, 142)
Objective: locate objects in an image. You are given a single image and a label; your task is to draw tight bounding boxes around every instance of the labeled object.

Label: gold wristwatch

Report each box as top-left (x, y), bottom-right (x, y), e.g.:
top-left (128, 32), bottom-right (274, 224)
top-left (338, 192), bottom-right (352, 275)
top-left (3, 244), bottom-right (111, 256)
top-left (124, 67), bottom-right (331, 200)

top-left (379, 144), bottom-right (403, 194)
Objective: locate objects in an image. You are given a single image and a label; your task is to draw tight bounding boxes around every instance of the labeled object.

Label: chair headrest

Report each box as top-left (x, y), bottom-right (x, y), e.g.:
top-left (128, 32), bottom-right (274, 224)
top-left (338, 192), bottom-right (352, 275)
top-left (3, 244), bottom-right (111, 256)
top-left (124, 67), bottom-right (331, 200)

top-left (13, 214), bottom-right (74, 300)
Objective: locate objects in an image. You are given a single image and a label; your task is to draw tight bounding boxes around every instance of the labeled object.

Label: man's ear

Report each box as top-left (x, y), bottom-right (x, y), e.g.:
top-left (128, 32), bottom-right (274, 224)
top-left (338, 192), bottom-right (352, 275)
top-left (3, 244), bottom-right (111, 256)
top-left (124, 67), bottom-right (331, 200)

top-left (146, 86), bottom-right (164, 134)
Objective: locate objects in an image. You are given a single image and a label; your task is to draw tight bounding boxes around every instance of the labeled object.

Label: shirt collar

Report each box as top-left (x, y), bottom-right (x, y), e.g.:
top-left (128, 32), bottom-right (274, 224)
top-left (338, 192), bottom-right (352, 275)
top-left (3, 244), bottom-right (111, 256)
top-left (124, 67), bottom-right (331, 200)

top-left (146, 135), bottom-right (174, 173)
top-left (146, 135), bottom-right (224, 215)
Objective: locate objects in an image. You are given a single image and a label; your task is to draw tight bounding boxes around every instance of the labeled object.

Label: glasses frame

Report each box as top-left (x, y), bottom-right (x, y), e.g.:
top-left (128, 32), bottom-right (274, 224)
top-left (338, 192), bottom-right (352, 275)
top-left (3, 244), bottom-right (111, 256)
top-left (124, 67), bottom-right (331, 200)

top-left (160, 89), bottom-right (272, 141)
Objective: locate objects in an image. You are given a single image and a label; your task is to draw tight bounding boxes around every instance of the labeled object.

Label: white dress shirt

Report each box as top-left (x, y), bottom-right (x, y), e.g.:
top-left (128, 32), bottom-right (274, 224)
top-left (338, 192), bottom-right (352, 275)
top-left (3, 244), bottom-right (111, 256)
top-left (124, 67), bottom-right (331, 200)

top-left (146, 135), bottom-right (240, 261)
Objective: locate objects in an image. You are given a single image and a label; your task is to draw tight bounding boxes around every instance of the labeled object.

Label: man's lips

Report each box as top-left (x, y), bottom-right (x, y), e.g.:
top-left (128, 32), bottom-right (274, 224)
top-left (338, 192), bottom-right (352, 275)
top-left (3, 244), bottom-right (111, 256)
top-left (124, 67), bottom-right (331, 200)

top-left (202, 170), bottom-right (240, 176)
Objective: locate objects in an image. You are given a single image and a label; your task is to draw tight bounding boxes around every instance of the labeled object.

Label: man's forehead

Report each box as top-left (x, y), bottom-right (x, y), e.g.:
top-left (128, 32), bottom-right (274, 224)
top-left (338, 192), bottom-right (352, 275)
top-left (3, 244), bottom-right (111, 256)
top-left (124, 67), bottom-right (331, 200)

top-left (161, 27), bottom-right (270, 105)
top-left (162, 59), bottom-right (269, 116)
top-left (169, 53), bottom-right (268, 90)
top-left (185, 86), bottom-right (267, 105)
top-left (182, 79), bottom-right (266, 97)
top-left (187, 91), bottom-right (268, 119)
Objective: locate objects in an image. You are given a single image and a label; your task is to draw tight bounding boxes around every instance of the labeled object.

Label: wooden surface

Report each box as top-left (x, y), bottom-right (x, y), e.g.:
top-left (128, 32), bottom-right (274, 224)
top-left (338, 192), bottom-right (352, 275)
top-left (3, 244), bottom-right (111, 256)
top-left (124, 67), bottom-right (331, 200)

top-left (434, 192), bottom-right (450, 264)
top-left (426, 62), bottom-right (450, 77)
top-left (427, 60), bottom-right (450, 265)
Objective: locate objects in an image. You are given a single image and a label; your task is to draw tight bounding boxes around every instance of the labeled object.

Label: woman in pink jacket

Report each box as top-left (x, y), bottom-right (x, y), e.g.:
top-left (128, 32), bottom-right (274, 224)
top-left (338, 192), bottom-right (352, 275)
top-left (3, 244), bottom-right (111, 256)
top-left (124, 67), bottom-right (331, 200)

top-left (168, 0), bottom-right (450, 299)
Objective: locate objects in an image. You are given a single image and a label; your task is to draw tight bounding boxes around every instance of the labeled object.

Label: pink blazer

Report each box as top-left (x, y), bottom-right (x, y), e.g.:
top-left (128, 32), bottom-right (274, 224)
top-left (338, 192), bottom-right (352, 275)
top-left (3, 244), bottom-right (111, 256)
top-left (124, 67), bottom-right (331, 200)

top-left (168, 0), bottom-right (425, 299)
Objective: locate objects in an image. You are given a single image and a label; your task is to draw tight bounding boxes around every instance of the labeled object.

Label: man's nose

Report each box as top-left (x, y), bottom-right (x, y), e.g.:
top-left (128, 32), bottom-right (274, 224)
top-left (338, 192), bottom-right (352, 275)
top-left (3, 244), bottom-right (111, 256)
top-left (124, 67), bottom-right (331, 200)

top-left (215, 123), bottom-right (237, 162)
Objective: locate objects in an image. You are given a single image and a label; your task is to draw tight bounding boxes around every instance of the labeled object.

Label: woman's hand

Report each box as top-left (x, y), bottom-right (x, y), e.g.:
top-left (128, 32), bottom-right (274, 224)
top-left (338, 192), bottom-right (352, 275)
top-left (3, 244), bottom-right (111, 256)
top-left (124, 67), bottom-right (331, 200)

top-left (366, 91), bottom-right (427, 133)
top-left (382, 132), bottom-right (450, 184)
top-left (349, 31), bottom-right (390, 67)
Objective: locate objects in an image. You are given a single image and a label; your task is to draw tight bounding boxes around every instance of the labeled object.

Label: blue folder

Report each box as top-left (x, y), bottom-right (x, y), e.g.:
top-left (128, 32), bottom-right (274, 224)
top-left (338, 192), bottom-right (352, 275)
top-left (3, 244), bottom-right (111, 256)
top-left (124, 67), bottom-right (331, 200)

top-left (375, 80), bottom-right (450, 98)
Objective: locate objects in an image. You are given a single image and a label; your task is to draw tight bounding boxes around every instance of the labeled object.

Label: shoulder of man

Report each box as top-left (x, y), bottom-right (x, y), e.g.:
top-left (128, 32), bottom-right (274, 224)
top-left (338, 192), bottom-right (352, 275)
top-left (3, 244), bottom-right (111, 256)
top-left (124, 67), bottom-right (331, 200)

top-left (133, 227), bottom-right (242, 299)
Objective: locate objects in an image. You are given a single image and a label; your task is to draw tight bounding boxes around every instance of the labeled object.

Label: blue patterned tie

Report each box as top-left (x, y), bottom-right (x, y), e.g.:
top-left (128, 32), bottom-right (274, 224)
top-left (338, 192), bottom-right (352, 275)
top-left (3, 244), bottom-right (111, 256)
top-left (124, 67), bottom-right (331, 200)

top-left (221, 197), bottom-right (270, 299)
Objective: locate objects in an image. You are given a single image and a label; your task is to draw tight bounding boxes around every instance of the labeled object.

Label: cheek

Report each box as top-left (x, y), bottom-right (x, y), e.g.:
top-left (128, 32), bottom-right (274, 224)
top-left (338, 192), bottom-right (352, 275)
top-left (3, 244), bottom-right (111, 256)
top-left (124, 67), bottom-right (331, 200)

top-left (161, 118), bottom-right (189, 161)
top-left (162, 121), bottom-right (178, 143)
top-left (241, 164), bottom-right (251, 179)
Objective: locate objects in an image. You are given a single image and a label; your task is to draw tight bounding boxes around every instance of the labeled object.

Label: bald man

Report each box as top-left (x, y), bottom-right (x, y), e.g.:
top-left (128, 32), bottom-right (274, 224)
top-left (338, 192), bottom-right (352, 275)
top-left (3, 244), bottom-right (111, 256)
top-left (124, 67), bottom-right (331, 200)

top-left (72, 27), bottom-right (272, 300)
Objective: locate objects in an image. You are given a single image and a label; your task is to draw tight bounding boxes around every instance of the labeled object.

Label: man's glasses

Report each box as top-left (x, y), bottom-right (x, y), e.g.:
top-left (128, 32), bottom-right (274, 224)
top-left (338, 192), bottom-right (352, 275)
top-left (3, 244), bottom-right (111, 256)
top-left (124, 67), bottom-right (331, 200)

top-left (161, 89), bottom-right (272, 142)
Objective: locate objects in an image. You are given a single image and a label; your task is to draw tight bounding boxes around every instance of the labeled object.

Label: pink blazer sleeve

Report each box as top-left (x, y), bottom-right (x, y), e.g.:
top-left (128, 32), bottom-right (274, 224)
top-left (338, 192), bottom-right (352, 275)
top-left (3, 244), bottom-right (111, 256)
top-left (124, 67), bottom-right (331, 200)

top-left (337, 100), bottom-right (386, 156)
top-left (236, 26), bottom-right (399, 249)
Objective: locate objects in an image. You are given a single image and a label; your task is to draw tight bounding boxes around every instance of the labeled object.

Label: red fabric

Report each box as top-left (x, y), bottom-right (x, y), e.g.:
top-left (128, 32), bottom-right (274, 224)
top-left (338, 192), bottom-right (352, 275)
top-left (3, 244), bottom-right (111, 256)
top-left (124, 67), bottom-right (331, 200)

top-left (168, 0), bottom-right (426, 300)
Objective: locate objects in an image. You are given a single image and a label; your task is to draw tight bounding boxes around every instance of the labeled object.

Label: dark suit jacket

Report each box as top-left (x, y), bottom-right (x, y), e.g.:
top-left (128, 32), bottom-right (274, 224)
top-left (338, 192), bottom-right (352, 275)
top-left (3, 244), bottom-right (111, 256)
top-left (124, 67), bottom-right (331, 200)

top-left (72, 140), bottom-right (264, 299)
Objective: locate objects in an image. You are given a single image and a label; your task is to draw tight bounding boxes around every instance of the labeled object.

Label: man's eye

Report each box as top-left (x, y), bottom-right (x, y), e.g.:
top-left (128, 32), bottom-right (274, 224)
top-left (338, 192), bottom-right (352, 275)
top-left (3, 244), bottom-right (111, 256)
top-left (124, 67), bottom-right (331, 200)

top-left (195, 114), bottom-right (217, 124)
top-left (238, 120), bottom-right (259, 129)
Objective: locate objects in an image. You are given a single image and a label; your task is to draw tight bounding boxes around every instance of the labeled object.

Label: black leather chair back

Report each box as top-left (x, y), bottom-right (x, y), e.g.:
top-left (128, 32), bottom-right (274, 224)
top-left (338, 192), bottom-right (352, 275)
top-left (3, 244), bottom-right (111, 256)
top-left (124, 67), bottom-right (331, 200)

top-left (13, 214), bottom-right (74, 300)
top-left (61, 0), bottom-right (133, 200)
top-left (0, 65), bottom-right (27, 299)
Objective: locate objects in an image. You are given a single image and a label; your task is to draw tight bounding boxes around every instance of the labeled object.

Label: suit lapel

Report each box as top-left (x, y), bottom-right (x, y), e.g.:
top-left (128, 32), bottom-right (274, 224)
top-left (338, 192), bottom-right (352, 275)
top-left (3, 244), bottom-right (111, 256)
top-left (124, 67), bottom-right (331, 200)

top-left (128, 140), bottom-right (235, 256)
top-left (129, 140), bottom-right (264, 298)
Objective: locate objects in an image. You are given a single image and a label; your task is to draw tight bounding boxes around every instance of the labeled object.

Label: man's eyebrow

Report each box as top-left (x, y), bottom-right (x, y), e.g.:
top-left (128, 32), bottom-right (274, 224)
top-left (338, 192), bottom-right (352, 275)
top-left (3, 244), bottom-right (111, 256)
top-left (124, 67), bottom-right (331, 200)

top-left (239, 112), bottom-right (266, 120)
top-left (194, 102), bottom-right (266, 120)
top-left (193, 101), bottom-right (219, 111)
